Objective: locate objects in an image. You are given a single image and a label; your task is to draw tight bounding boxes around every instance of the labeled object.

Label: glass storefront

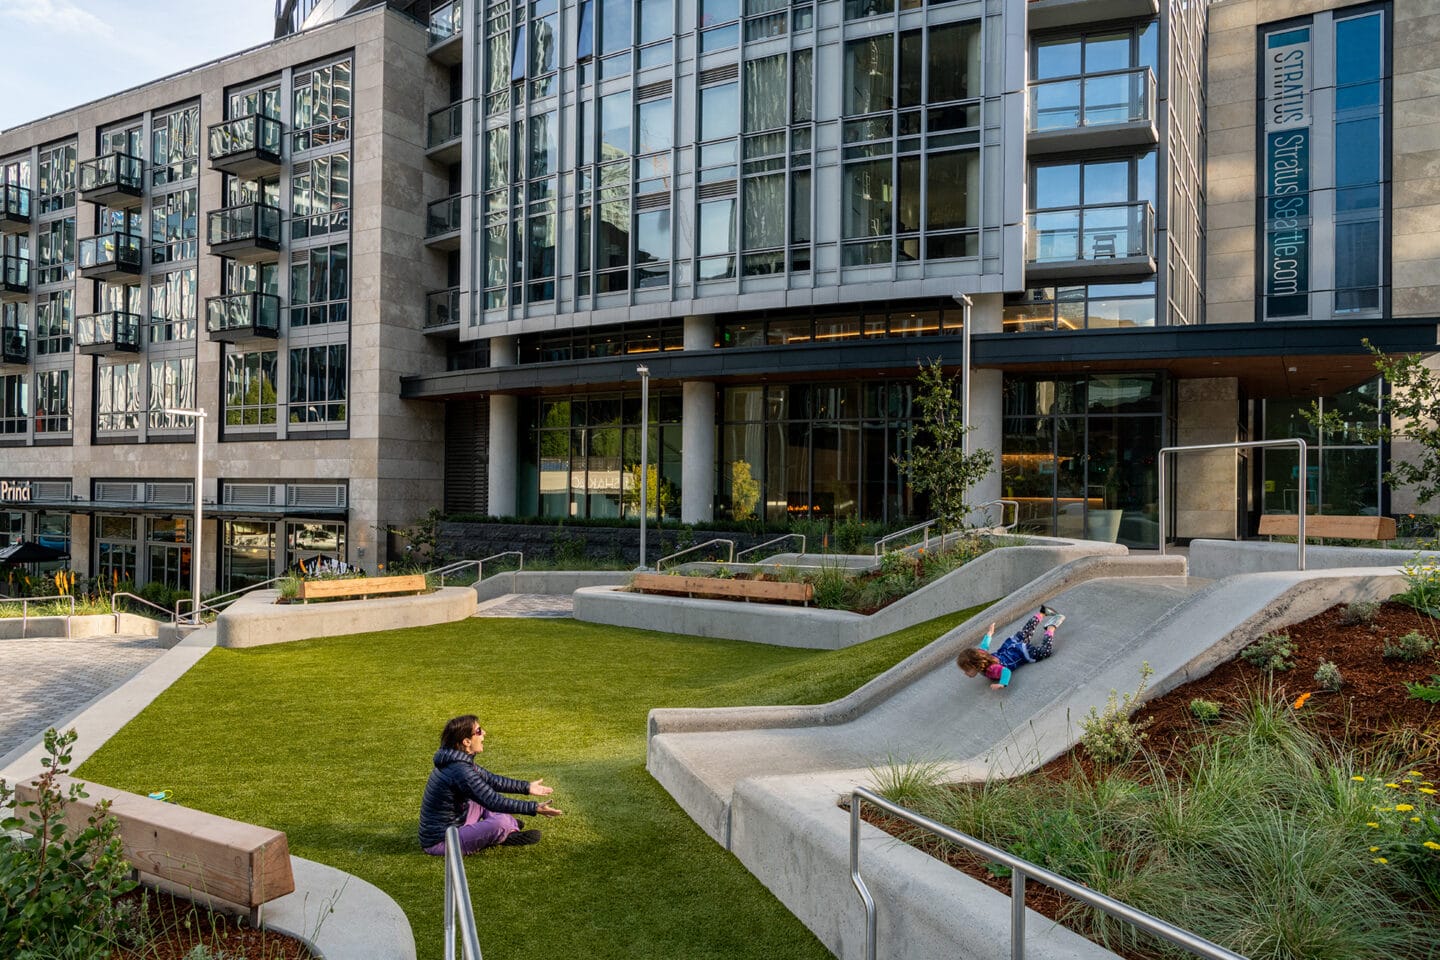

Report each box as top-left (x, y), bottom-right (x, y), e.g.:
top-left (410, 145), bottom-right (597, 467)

top-left (1260, 379), bottom-right (1382, 516)
top-left (223, 520), bottom-right (276, 591)
top-left (286, 520), bottom-right (346, 572)
top-left (145, 517), bottom-right (191, 590)
top-left (95, 515), bottom-right (139, 587)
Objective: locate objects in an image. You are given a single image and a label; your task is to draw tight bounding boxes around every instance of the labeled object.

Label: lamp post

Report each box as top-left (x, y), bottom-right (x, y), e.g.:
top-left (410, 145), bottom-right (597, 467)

top-left (162, 407), bottom-right (207, 623)
top-left (953, 293), bottom-right (973, 458)
top-left (636, 365), bottom-right (651, 569)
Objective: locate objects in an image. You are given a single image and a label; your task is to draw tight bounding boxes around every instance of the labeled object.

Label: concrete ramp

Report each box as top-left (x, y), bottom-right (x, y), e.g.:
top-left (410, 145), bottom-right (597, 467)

top-left (646, 561), bottom-right (1408, 959)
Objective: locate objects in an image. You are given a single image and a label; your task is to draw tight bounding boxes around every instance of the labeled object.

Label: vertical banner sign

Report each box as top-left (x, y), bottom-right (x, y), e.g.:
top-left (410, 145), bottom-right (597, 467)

top-left (1263, 27), bottom-right (1312, 318)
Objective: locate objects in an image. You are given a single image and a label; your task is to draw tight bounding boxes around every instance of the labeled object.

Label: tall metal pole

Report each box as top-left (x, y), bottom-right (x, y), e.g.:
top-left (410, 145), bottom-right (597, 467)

top-left (164, 407), bottom-right (207, 622)
top-left (637, 365), bottom-right (650, 569)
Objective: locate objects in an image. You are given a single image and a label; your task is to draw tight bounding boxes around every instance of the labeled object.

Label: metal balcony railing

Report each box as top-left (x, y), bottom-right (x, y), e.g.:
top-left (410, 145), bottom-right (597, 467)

top-left (1025, 201), bottom-right (1155, 264)
top-left (205, 292), bottom-right (282, 339)
top-left (77, 152), bottom-right (144, 194)
top-left (207, 203), bottom-right (283, 247)
top-left (426, 195), bottom-right (462, 237)
top-left (1, 323), bottom-right (28, 364)
top-left (428, 102), bottom-right (464, 150)
top-left (74, 311), bottom-right (142, 353)
top-left (208, 114), bottom-right (284, 163)
top-left (1, 253), bottom-right (30, 292)
top-left (77, 232), bottom-right (143, 272)
top-left (429, 0), bottom-right (463, 44)
top-left (0, 183), bottom-right (31, 223)
top-left (1029, 67), bottom-right (1156, 132)
top-left (426, 287), bottom-right (461, 328)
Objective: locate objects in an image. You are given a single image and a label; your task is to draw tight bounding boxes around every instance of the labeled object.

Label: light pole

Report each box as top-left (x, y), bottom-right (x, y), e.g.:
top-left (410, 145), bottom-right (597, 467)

top-left (953, 293), bottom-right (973, 458)
top-left (636, 365), bottom-right (650, 569)
top-left (163, 407), bottom-right (207, 623)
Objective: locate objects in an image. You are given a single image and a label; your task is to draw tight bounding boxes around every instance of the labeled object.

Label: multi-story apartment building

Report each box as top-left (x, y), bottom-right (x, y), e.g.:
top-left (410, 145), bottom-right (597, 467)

top-left (2, 0), bottom-right (1435, 593)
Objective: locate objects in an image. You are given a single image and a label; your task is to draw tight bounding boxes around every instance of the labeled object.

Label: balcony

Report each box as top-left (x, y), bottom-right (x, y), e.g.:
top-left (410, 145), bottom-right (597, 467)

top-left (425, 287), bottom-right (461, 332)
top-left (208, 114), bottom-right (284, 178)
top-left (207, 203), bottom-right (282, 262)
top-left (77, 232), bottom-right (143, 281)
top-left (0, 183), bottom-right (30, 232)
top-left (1028, 68), bottom-right (1157, 155)
top-left (1, 323), bottom-right (27, 367)
top-left (74, 311), bottom-right (142, 355)
top-left (427, 103), bottom-right (464, 165)
top-left (0, 254), bottom-right (30, 301)
top-left (77, 152), bottom-right (144, 208)
top-left (428, 0), bottom-right (464, 64)
top-left (1025, 201), bottom-right (1155, 281)
top-left (1027, 0), bottom-right (1159, 31)
top-left (425, 195), bottom-right (462, 250)
top-left (205, 291), bottom-right (281, 343)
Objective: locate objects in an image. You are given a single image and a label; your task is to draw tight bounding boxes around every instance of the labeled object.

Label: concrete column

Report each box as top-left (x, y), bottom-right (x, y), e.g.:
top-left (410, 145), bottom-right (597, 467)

top-left (487, 336), bottom-right (518, 517)
top-left (1175, 378), bottom-right (1242, 540)
top-left (680, 316), bottom-right (715, 524)
top-left (969, 368), bottom-right (1004, 513)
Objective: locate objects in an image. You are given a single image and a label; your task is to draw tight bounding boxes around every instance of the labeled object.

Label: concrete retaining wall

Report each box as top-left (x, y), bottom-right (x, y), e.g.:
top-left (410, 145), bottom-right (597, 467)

top-left (472, 570), bottom-right (630, 603)
top-left (216, 587), bottom-right (476, 648)
top-left (439, 521), bottom-right (787, 566)
top-left (0, 612), bottom-right (163, 641)
top-left (1188, 539), bottom-right (1440, 579)
top-left (576, 539), bottom-right (1129, 649)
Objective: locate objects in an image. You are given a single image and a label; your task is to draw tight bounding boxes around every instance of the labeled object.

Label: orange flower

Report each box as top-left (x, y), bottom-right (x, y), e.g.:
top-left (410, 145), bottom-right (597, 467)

top-left (1292, 692), bottom-right (1312, 709)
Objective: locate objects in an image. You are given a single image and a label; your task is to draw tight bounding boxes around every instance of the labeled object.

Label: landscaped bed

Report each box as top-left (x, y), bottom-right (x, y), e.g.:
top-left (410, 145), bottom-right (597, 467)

top-left (861, 598), bottom-right (1440, 960)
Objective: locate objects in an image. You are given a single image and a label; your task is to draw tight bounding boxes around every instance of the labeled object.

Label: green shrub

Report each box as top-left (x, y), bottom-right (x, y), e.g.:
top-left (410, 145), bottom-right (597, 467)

top-left (1339, 600), bottom-right (1381, 626)
top-left (1382, 630), bottom-right (1434, 662)
top-left (1080, 663), bottom-right (1155, 764)
top-left (277, 574), bottom-right (302, 600)
top-left (1406, 675), bottom-right (1440, 703)
top-left (0, 728), bottom-right (136, 957)
top-left (1241, 634), bottom-right (1295, 672)
top-left (1189, 699), bottom-right (1222, 723)
top-left (810, 567), bottom-right (851, 610)
top-left (1314, 660), bottom-right (1343, 692)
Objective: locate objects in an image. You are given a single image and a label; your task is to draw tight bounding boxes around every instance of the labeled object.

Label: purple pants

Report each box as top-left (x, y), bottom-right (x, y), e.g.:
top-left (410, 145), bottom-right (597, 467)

top-left (424, 801), bottom-right (520, 855)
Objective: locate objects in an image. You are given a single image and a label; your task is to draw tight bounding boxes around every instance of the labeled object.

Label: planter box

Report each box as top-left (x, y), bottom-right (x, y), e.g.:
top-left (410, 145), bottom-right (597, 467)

top-left (632, 573), bottom-right (813, 605)
top-left (296, 574), bottom-right (426, 601)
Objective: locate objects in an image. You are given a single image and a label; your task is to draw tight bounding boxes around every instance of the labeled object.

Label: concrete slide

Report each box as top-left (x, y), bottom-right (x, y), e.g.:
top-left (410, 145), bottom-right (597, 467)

top-left (645, 555), bottom-right (1408, 960)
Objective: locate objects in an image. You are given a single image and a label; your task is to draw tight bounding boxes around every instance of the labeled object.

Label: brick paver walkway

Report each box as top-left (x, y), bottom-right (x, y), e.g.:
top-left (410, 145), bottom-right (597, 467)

top-left (0, 635), bottom-right (168, 763)
top-left (472, 594), bottom-right (574, 618)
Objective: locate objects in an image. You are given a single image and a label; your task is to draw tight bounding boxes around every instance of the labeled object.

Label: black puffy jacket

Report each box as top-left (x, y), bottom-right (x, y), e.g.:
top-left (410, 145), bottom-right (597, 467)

top-left (418, 748), bottom-right (540, 848)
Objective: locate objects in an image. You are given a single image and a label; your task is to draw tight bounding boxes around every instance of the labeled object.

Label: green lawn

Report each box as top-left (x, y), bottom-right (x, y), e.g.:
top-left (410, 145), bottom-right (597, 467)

top-left (76, 607), bottom-right (984, 960)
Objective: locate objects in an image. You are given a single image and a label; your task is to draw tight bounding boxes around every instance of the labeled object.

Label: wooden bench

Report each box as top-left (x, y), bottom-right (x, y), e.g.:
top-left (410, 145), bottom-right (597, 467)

top-left (297, 572), bottom-right (427, 601)
top-left (1257, 514), bottom-right (1397, 541)
top-left (632, 572), bottom-right (814, 605)
top-left (14, 775), bottom-right (295, 923)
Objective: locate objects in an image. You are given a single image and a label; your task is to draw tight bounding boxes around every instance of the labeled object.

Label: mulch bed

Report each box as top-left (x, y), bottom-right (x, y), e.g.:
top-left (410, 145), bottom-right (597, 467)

top-left (856, 600), bottom-right (1440, 958)
top-left (110, 888), bottom-right (314, 960)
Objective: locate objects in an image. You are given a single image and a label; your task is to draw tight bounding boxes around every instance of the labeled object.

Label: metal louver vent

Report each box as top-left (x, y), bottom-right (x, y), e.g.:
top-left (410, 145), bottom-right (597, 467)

top-left (32, 481), bottom-right (73, 502)
top-left (224, 484), bottom-right (282, 506)
top-left (287, 484), bottom-right (347, 509)
top-left (698, 180), bottom-right (736, 200)
top-left (698, 64), bottom-right (738, 85)
top-left (146, 482), bottom-right (193, 504)
top-left (94, 482), bottom-right (142, 503)
top-left (637, 80), bottom-right (673, 101)
top-left (635, 192), bottom-right (670, 210)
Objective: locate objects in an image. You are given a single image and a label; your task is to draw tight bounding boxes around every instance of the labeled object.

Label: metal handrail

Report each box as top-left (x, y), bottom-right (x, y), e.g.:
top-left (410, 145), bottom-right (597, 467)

top-left (735, 533), bottom-right (807, 563)
top-left (850, 787), bottom-right (1245, 960)
top-left (975, 499), bottom-right (1020, 532)
top-left (655, 538), bottom-right (735, 572)
top-left (110, 591), bottom-right (178, 632)
top-left (873, 519), bottom-right (939, 557)
top-left (428, 551), bottom-right (525, 586)
top-left (1159, 439), bottom-right (1308, 570)
top-left (176, 575), bottom-right (288, 624)
top-left (443, 825), bottom-right (484, 960)
top-left (0, 595), bottom-right (76, 639)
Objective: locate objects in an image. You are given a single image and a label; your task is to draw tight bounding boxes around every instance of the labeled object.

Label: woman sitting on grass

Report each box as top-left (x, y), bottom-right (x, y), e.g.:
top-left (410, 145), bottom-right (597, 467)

top-left (418, 714), bottom-right (563, 854)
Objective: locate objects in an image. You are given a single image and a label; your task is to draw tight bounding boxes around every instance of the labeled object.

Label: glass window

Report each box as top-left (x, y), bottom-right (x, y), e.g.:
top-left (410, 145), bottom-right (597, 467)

top-left (1083, 33), bottom-right (1129, 73)
top-left (793, 49), bottom-right (813, 123)
top-left (1034, 38), bottom-right (1080, 80)
top-left (637, 99), bottom-right (672, 155)
top-left (1033, 164), bottom-right (1080, 208)
top-left (0, 374), bottom-right (27, 435)
top-left (224, 350), bottom-right (279, 426)
top-left (35, 369), bottom-right (71, 433)
top-left (577, 0), bottom-right (595, 57)
top-left (96, 361), bottom-right (141, 432)
top-left (290, 242), bottom-right (350, 326)
top-left (702, 0), bottom-right (739, 25)
top-left (1336, 13), bottom-right (1383, 86)
top-left (149, 267), bottom-right (197, 342)
top-left (600, 94), bottom-right (632, 158)
top-left (639, 0), bottom-right (670, 43)
top-left (743, 173), bottom-right (785, 249)
top-left (150, 188), bottom-right (198, 264)
top-left (844, 160), bottom-right (892, 240)
top-left (928, 21), bottom-right (980, 103)
top-left (288, 344), bottom-right (348, 424)
top-left (151, 104), bottom-right (200, 186)
top-left (635, 209), bottom-right (670, 264)
top-left (290, 152), bottom-right (351, 238)
top-left (600, 0), bottom-right (631, 53)
top-left (292, 59), bottom-right (352, 148)
top-left (927, 151), bottom-right (978, 230)
top-left (744, 55), bottom-right (788, 133)
top-left (898, 30), bottom-right (923, 109)
top-left (700, 82), bottom-right (739, 142)
top-left (148, 359), bottom-right (196, 430)
top-left (844, 37), bottom-right (893, 115)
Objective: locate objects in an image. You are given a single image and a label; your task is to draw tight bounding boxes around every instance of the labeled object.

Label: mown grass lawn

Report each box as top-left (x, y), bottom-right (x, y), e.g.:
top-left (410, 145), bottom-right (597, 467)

top-left (76, 607), bottom-right (983, 960)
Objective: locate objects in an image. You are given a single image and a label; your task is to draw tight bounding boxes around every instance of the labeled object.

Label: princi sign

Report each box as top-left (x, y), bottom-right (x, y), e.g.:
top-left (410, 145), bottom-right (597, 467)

top-left (1, 480), bottom-right (32, 503)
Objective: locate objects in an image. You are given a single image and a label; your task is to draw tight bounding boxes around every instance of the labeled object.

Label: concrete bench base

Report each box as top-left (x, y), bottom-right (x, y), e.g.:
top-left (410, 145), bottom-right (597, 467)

top-left (216, 587), bottom-right (476, 648)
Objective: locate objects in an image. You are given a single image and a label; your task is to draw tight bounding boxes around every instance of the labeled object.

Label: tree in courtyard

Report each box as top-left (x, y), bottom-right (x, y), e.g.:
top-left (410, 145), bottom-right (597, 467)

top-left (621, 464), bottom-right (677, 519)
top-left (892, 358), bottom-right (996, 532)
top-left (730, 460), bottom-right (761, 521)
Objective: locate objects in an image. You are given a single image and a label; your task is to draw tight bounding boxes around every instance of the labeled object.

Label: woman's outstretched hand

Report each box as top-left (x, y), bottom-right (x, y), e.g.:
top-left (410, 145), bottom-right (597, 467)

top-left (536, 801), bottom-right (564, 817)
top-left (528, 778), bottom-right (554, 797)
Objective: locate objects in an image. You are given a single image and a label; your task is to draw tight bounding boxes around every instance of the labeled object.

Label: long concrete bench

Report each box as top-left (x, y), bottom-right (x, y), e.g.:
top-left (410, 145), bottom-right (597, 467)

top-left (14, 774), bottom-right (295, 923)
top-left (1258, 514), bottom-right (1397, 540)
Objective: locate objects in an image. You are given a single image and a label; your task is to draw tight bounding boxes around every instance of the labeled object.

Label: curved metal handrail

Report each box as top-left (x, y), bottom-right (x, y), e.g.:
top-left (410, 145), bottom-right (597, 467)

top-left (429, 551), bottom-right (525, 586)
top-left (850, 787), bottom-right (1245, 960)
top-left (443, 825), bottom-right (484, 960)
top-left (110, 591), bottom-right (177, 632)
top-left (975, 499), bottom-right (1020, 532)
top-left (655, 539), bottom-right (735, 572)
top-left (176, 575), bottom-right (288, 623)
top-left (735, 533), bottom-right (807, 563)
top-left (0, 594), bottom-right (77, 639)
top-left (873, 518), bottom-right (939, 557)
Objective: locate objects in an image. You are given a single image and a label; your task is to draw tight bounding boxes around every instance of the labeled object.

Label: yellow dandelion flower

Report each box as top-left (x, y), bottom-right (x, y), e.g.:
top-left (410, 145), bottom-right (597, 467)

top-left (1424, 841), bottom-right (1440, 851)
top-left (1373, 857), bottom-right (1389, 864)
top-left (1369, 846), bottom-right (1380, 852)
top-left (1420, 788), bottom-right (1437, 795)
top-left (1408, 771), bottom-right (1423, 777)
top-left (1386, 783), bottom-right (1401, 789)
top-left (1367, 822), bottom-right (1380, 828)
top-left (1351, 775), bottom-right (1366, 782)
top-left (1411, 817), bottom-right (1421, 823)
top-left (1396, 804), bottom-right (1415, 812)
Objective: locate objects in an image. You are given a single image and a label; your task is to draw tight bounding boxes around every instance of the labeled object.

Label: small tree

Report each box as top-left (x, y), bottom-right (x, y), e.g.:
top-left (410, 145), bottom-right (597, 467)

top-left (729, 460), bottom-right (761, 521)
top-left (892, 359), bottom-right (995, 532)
top-left (621, 464), bottom-right (676, 518)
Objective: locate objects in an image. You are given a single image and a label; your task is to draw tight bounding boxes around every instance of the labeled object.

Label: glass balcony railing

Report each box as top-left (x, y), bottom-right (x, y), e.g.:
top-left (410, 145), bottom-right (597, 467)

top-left (426, 195), bottom-right (462, 237)
top-left (1029, 68), bottom-right (1156, 133)
top-left (0, 183), bottom-right (31, 223)
top-left (1, 323), bottom-right (27, 364)
top-left (208, 115), bottom-right (284, 164)
top-left (74, 311), bottom-right (142, 353)
top-left (77, 232), bottom-right (143, 273)
top-left (429, 0), bottom-right (463, 44)
top-left (207, 203), bottom-right (283, 248)
top-left (1026, 201), bottom-right (1155, 264)
top-left (427, 103), bottom-right (463, 150)
top-left (205, 292), bottom-right (281, 339)
top-left (1, 254), bottom-right (30, 292)
top-left (426, 287), bottom-right (461, 328)
top-left (77, 152), bottom-right (144, 196)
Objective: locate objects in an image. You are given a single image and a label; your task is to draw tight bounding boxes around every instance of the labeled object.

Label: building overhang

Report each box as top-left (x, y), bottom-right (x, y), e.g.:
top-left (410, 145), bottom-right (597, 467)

top-left (400, 318), bottom-right (1438, 401)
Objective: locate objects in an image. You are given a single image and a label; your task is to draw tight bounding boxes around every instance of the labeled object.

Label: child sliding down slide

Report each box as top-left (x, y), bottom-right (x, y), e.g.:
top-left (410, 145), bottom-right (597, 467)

top-left (955, 606), bottom-right (1064, 689)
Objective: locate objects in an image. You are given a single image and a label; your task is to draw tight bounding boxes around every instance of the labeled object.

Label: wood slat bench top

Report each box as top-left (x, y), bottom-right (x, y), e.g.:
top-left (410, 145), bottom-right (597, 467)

top-left (14, 775), bottom-right (294, 910)
top-left (632, 572), bottom-right (814, 603)
top-left (1257, 514), bottom-right (1397, 540)
top-left (298, 573), bottom-right (427, 599)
